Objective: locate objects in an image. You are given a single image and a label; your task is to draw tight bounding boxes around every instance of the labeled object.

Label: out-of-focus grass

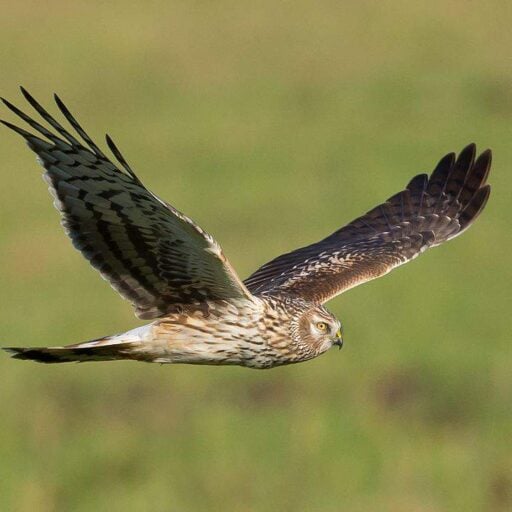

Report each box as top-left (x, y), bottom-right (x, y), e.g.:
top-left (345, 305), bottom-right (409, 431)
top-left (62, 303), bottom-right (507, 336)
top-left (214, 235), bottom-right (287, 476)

top-left (0, 1), bottom-right (511, 511)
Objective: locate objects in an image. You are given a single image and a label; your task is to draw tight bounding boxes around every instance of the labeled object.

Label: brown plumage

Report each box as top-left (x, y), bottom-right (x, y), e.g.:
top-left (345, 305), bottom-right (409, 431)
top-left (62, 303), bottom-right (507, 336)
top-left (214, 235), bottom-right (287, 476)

top-left (1, 89), bottom-right (491, 369)
top-left (244, 144), bottom-right (490, 302)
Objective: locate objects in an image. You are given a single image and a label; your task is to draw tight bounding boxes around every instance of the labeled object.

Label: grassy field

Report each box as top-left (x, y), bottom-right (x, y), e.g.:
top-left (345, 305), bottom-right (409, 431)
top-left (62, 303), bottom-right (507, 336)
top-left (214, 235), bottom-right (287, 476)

top-left (0, 1), bottom-right (511, 510)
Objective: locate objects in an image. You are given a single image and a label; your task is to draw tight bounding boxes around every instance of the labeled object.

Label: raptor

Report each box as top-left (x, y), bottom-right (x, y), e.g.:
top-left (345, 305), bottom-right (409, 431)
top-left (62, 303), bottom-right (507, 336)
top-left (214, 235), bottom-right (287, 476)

top-left (1, 89), bottom-right (491, 368)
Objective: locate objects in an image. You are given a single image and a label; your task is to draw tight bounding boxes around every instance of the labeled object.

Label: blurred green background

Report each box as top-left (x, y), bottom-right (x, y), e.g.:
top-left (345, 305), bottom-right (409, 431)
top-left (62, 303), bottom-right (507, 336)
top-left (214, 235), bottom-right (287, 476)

top-left (0, 1), bottom-right (510, 511)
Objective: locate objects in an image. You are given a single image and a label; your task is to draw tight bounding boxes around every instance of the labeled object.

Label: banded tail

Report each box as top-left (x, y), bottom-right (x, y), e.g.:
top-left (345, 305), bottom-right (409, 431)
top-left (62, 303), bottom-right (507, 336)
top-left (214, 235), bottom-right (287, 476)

top-left (3, 326), bottom-right (150, 364)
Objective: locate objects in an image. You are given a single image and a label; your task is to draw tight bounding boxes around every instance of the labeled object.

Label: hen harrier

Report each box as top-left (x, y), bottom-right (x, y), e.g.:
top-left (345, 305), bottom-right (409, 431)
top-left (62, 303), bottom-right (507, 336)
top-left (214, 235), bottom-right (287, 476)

top-left (1, 89), bottom-right (491, 368)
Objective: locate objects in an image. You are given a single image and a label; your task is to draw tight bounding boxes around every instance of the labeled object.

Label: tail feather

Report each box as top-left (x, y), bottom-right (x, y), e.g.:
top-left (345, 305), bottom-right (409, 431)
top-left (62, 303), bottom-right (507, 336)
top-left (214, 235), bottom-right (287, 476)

top-left (4, 325), bottom-right (151, 364)
top-left (3, 341), bottom-right (140, 364)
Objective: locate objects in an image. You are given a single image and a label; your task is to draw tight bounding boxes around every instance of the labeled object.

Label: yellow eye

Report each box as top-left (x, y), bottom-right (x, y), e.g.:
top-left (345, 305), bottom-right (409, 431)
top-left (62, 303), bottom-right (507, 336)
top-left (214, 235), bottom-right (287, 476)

top-left (316, 322), bottom-right (328, 331)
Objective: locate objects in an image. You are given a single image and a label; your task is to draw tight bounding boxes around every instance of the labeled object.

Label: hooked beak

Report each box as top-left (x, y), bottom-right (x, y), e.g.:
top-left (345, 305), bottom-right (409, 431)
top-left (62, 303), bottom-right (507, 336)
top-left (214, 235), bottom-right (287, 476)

top-left (333, 329), bottom-right (344, 350)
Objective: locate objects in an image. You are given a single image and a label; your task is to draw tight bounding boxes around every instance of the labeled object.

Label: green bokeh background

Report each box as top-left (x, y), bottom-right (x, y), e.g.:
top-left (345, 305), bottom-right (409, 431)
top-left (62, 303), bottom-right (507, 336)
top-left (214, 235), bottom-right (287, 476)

top-left (0, 2), bottom-right (510, 511)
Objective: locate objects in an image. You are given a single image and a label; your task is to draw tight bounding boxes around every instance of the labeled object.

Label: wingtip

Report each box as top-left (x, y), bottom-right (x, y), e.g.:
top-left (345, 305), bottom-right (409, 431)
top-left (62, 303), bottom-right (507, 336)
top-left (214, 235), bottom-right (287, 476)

top-left (19, 86), bottom-right (42, 109)
top-left (0, 119), bottom-right (32, 137)
top-left (460, 144), bottom-right (493, 164)
top-left (461, 142), bottom-right (477, 153)
top-left (481, 147), bottom-right (492, 163)
top-left (105, 133), bottom-right (120, 155)
top-left (457, 143), bottom-right (477, 162)
top-left (19, 85), bottom-right (30, 99)
top-left (481, 183), bottom-right (491, 198)
top-left (443, 151), bottom-right (457, 163)
top-left (53, 93), bottom-right (70, 117)
top-left (1, 96), bottom-right (17, 111)
top-left (105, 133), bottom-right (117, 154)
top-left (459, 183), bottom-right (491, 229)
top-left (53, 93), bottom-right (68, 114)
top-left (463, 148), bottom-right (492, 196)
top-left (474, 184), bottom-right (491, 214)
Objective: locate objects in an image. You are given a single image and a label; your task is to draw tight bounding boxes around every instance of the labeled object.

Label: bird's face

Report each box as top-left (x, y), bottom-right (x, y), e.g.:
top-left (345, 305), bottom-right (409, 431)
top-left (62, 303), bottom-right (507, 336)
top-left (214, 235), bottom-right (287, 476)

top-left (297, 306), bottom-right (343, 354)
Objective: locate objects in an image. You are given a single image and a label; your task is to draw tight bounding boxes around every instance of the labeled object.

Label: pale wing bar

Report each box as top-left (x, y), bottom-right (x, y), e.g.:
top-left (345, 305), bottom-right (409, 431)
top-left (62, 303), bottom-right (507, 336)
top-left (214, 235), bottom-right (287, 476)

top-left (244, 144), bottom-right (491, 304)
top-left (1, 89), bottom-right (252, 319)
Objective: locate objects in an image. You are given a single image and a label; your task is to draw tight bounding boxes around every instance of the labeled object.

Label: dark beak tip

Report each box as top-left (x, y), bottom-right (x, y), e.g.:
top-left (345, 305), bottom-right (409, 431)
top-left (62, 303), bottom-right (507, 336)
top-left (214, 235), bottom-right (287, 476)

top-left (334, 338), bottom-right (344, 350)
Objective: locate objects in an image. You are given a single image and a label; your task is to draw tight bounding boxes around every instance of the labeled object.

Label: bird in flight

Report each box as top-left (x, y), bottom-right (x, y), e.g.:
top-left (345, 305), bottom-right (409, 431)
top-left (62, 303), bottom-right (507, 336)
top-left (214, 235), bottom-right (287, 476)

top-left (1, 89), bottom-right (491, 368)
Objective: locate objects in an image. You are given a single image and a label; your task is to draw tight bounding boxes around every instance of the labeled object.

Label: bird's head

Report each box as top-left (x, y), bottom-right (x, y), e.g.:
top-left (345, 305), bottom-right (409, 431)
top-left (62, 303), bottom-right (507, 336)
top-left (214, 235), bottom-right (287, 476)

top-left (294, 304), bottom-right (343, 354)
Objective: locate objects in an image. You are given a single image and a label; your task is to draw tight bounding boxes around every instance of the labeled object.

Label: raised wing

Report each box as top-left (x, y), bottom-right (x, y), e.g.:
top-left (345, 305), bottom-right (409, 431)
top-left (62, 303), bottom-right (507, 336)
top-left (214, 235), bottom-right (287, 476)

top-left (1, 89), bottom-right (254, 319)
top-left (245, 145), bottom-right (491, 304)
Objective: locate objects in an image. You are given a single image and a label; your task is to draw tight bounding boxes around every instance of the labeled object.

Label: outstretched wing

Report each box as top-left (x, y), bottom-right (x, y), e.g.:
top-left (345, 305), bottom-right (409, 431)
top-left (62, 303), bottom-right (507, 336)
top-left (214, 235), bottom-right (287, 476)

top-left (245, 144), bottom-right (491, 304)
top-left (1, 89), bottom-right (254, 319)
